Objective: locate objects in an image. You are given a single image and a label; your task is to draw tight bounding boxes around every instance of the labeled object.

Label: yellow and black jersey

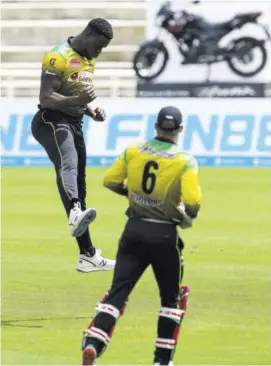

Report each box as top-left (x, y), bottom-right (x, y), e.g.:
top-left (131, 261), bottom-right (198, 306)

top-left (41, 38), bottom-right (96, 117)
top-left (104, 138), bottom-right (202, 223)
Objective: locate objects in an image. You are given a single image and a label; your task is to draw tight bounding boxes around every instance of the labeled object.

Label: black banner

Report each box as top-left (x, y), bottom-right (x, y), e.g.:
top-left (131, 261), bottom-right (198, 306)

top-left (137, 82), bottom-right (268, 98)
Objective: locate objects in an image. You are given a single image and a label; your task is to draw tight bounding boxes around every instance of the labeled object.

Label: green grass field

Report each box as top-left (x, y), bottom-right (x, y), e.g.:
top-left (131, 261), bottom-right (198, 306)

top-left (1, 167), bottom-right (271, 365)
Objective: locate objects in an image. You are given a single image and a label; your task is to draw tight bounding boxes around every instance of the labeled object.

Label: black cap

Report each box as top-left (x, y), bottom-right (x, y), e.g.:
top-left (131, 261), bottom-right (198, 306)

top-left (157, 106), bottom-right (182, 131)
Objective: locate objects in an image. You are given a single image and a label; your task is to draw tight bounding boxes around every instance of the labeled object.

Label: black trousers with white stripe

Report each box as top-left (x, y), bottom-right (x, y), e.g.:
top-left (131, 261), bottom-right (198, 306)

top-left (89, 218), bottom-right (184, 363)
top-left (31, 109), bottom-right (95, 254)
top-left (103, 218), bottom-right (183, 311)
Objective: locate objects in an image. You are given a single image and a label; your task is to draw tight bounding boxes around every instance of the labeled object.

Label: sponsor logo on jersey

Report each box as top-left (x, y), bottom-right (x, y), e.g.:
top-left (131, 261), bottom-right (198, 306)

top-left (70, 72), bottom-right (79, 81)
top-left (131, 193), bottom-right (162, 207)
top-left (68, 71), bottom-right (92, 83)
top-left (140, 146), bottom-right (177, 159)
top-left (69, 59), bottom-right (81, 68)
top-left (49, 58), bottom-right (56, 66)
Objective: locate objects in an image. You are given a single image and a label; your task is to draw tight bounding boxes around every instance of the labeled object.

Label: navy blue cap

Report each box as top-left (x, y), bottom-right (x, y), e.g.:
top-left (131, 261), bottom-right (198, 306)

top-left (157, 106), bottom-right (182, 131)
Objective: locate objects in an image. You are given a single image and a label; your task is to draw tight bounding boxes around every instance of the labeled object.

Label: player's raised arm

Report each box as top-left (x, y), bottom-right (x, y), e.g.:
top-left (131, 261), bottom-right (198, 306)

top-left (178, 156), bottom-right (202, 228)
top-left (103, 151), bottom-right (128, 196)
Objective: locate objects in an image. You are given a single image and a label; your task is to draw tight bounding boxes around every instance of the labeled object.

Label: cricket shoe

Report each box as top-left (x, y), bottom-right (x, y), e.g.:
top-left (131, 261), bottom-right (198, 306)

top-left (82, 345), bottom-right (97, 365)
top-left (154, 362), bottom-right (173, 366)
top-left (76, 249), bottom-right (115, 273)
top-left (69, 202), bottom-right (96, 237)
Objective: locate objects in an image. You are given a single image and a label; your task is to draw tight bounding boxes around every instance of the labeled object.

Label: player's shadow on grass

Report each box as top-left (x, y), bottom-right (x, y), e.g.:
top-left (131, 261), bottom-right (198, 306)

top-left (1, 316), bottom-right (89, 329)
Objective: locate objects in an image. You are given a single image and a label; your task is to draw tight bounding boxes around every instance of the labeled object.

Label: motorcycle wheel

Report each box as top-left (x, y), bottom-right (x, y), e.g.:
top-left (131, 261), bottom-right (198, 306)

top-left (133, 43), bottom-right (169, 81)
top-left (227, 37), bottom-right (267, 77)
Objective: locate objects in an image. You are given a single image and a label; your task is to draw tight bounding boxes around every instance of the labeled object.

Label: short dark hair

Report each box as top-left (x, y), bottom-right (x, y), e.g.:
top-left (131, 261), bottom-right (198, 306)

top-left (88, 18), bottom-right (113, 40)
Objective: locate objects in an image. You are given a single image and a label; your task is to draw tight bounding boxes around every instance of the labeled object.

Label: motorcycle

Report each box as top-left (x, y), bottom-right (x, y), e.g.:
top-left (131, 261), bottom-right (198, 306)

top-left (133, 1), bottom-right (271, 81)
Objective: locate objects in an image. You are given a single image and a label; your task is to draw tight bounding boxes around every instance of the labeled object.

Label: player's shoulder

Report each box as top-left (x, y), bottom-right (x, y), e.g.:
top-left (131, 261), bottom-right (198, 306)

top-left (42, 41), bottom-right (70, 65)
top-left (126, 142), bottom-right (146, 154)
top-left (121, 142), bottom-right (148, 163)
top-left (179, 152), bottom-right (199, 171)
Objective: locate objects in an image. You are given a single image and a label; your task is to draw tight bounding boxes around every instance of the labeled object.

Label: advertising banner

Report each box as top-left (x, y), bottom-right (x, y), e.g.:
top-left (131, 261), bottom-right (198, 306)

top-left (136, 0), bottom-right (271, 97)
top-left (1, 98), bottom-right (270, 167)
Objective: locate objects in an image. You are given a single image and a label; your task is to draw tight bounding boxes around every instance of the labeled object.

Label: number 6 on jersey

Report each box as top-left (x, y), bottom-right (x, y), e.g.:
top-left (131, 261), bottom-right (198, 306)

top-left (141, 161), bottom-right (159, 194)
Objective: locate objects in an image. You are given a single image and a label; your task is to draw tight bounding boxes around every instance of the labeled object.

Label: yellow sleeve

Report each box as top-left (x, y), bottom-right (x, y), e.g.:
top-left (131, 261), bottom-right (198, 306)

top-left (180, 156), bottom-right (202, 218)
top-left (42, 53), bottom-right (66, 77)
top-left (103, 150), bottom-right (128, 195)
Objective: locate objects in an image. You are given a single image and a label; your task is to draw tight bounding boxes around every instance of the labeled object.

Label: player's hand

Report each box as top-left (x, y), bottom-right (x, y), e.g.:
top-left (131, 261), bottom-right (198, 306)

top-left (91, 107), bottom-right (106, 122)
top-left (178, 202), bottom-right (193, 229)
top-left (77, 85), bottom-right (97, 104)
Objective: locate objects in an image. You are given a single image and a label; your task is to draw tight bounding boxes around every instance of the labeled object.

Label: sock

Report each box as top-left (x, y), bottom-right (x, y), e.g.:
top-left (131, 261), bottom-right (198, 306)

top-left (76, 229), bottom-right (96, 256)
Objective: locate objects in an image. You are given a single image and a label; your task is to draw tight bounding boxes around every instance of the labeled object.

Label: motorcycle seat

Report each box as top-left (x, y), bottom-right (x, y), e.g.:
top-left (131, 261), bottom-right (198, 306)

top-left (235, 12), bottom-right (261, 21)
top-left (204, 19), bottom-right (233, 30)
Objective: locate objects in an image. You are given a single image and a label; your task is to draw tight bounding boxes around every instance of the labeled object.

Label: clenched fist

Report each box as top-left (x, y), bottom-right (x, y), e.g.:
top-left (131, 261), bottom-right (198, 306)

top-left (77, 85), bottom-right (97, 104)
top-left (91, 107), bottom-right (106, 122)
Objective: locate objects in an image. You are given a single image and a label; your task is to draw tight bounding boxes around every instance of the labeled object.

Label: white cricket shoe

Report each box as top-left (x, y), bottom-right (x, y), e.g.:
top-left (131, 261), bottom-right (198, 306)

top-left (154, 362), bottom-right (173, 366)
top-left (76, 249), bottom-right (115, 273)
top-left (69, 202), bottom-right (96, 237)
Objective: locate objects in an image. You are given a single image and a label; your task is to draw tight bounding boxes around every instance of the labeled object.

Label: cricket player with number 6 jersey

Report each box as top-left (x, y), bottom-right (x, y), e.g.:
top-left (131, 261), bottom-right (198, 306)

top-left (80, 106), bottom-right (203, 365)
